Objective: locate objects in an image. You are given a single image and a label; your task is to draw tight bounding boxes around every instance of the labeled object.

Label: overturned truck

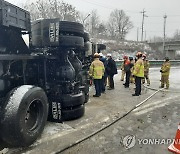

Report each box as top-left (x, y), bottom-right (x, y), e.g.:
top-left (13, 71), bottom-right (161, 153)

top-left (0, 0), bottom-right (95, 147)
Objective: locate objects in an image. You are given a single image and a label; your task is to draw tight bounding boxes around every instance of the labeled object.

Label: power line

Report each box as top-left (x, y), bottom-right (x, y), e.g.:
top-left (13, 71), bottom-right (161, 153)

top-left (76, 0), bottom-right (180, 17)
top-left (76, 0), bottom-right (140, 13)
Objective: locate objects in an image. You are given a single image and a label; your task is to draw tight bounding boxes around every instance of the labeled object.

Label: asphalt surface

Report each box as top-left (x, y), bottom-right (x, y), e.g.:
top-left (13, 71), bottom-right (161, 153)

top-left (1, 66), bottom-right (180, 154)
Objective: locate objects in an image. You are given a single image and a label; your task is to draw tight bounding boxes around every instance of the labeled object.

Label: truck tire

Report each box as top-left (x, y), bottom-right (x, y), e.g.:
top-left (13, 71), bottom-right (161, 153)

top-left (84, 32), bottom-right (90, 42)
top-left (61, 92), bottom-right (85, 108)
top-left (84, 42), bottom-right (90, 51)
top-left (60, 21), bottom-right (84, 35)
top-left (84, 93), bottom-right (89, 103)
top-left (62, 105), bottom-right (85, 121)
top-left (0, 85), bottom-right (48, 147)
top-left (59, 35), bottom-right (84, 48)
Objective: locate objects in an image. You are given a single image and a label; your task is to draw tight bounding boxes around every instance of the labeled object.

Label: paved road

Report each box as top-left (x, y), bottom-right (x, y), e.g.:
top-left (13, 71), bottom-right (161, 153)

top-left (2, 66), bottom-right (180, 154)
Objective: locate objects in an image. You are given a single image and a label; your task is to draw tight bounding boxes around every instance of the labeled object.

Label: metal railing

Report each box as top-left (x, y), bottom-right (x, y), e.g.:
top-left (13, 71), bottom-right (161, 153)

top-left (115, 60), bottom-right (180, 68)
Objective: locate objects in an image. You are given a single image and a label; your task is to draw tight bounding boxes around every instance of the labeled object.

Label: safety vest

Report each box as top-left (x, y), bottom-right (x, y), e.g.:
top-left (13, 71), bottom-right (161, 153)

top-left (89, 58), bottom-right (105, 79)
top-left (161, 61), bottom-right (171, 76)
top-left (133, 58), bottom-right (144, 77)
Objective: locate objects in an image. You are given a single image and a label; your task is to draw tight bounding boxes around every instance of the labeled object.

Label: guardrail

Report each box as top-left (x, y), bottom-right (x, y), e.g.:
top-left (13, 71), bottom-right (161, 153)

top-left (115, 60), bottom-right (180, 68)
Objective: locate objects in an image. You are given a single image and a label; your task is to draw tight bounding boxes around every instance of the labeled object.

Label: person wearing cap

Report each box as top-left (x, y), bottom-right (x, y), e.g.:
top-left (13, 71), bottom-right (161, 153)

top-left (106, 53), bottom-right (117, 90)
top-left (89, 53), bottom-right (105, 97)
top-left (99, 53), bottom-right (108, 93)
top-left (160, 57), bottom-right (171, 89)
top-left (142, 54), bottom-right (150, 86)
top-left (132, 51), bottom-right (144, 96)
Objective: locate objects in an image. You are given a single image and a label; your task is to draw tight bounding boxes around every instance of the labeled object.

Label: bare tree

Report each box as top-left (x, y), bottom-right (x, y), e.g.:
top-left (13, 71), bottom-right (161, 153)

top-left (107, 9), bottom-right (133, 40)
top-left (88, 10), bottom-right (100, 38)
top-left (24, 0), bottom-right (80, 22)
top-left (172, 29), bottom-right (180, 40)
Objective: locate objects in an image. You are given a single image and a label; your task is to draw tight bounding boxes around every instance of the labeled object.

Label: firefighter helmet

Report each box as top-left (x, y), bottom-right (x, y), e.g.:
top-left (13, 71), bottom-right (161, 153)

top-left (123, 55), bottom-right (128, 59)
top-left (94, 53), bottom-right (100, 58)
top-left (136, 51), bottom-right (143, 57)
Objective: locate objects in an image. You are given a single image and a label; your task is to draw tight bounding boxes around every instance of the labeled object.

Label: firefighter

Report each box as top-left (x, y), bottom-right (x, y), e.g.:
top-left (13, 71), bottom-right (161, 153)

top-left (160, 57), bottom-right (171, 89)
top-left (132, 52), bottom-right (144, 96)
top-left (129, 57), bottom-right (135, 83)
top-left (123, 56), bottom-right (134, 88)
top-left (99, 53), bottom-right (108, 93)
top-left (120, 56), bottom-right (127, 81)
top-left (142, 54), bottom-right (150, 86)
top-left (89, 53), bottom-right (105, 97)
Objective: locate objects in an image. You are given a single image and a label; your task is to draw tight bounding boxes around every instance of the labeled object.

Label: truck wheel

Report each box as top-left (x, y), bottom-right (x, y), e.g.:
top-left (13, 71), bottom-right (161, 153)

top-left (61, 92), bottom-right (85, 108)
top-left (0, 85), bottom-right (48, 147)
top-left (84, 42), bottom-right (90, 51)
top-left (62, 105), bottom-right (85, 121)
top-left (60, 21), bottom-right (84, 35)
top-left (84, 93), bottom-right (89, 103)
top-left (84, 32), bottom-right (90, 42)
top-left (59, 35), bottom-right (84, 48)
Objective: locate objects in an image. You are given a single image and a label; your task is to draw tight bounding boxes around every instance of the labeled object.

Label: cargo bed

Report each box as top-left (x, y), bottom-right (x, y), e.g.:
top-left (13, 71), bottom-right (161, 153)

top-left (0, 0), bottom-right (30, 31)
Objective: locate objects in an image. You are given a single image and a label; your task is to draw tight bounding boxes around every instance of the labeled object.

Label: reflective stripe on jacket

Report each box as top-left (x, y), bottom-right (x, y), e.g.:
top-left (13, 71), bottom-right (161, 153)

top-left (133, 58), bottom-right (144, 77)
top-left (89, 58), bottom-right (105, 79)
top-left (161, 61), bottom-right (171, 76)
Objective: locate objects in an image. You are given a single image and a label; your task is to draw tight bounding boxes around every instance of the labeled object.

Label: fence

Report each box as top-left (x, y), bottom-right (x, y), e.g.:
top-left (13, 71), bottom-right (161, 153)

top-left (115, 60), bottom-right (180, 68)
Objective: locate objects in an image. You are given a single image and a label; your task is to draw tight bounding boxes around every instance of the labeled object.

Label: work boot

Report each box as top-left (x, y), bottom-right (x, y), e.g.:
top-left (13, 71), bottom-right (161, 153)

top-left (132, 93), bottom-right (139, 96)
top-left (159, 84), bottom-right (164, 88)
top-left (93, 94), bottom-right (100, 97)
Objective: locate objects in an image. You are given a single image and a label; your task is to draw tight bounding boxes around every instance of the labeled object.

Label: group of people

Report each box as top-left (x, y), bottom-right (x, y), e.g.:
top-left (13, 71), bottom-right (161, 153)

top-left (89, 53), bottom-right (117, 97)
top-left (121, 51), bottom-right (171, 96)
top-left (89, 51), bottom-right (171, 97)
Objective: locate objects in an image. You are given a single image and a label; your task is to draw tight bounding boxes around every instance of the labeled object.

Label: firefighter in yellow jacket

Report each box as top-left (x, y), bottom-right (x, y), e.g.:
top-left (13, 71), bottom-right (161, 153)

top-left (132, 52), bottom-right (144, 96)
top-left (89, 53), bottom-right (105, 97)
top-left (142, 54), bottom-right (150, 86)
top-left (160, 57), bottom-right (171, 89)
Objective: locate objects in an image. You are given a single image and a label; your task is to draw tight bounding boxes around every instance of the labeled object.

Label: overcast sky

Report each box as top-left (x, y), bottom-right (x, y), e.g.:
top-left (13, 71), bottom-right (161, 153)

top-left (6, 0), bottom-right (180, 41)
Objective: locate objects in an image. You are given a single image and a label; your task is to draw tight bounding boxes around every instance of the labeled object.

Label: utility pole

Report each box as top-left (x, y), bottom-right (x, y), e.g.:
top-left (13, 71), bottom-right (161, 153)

top-left (137, 27), bottom-right (139, 42)
top-left (163, 14), bottom-right (167, 56)
top-left (54, 0), bottom-right (58, 17)
top-left (141, 9), bottom-right (148, 42)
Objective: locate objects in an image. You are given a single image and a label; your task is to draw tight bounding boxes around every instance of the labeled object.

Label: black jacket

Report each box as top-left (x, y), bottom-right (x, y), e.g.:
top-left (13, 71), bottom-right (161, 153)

top-left (106, 58), bottom-right (117, 75)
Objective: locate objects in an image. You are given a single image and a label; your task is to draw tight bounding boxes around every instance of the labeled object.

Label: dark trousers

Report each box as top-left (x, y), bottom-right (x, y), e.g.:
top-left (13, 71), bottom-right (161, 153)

top-left (135, 76), bottom-right (142, 95)
top-left (101, 76), bottom-right (106, 92)
top-left (108, 75), bottom-right (114, 89)
top-left (94, 79), bottom-right (102, 96)
top-left (124, 71), bottom-right (131, 87)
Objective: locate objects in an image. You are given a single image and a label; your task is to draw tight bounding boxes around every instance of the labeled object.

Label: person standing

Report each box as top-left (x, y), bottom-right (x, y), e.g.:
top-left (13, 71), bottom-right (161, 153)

top-left (124, 56), bottom-right (133, 88)
top-left (132, 52), bottom-right (144, 96)
top-left (89, 53), bottom-right (105, 97)
top-left (120, 56), bottom-right (127, 81)
top-left (106, 53), bottom-right (117, 90)
top-left (99, 53), bottom-right (108, 93)
top-left (142, 54), bottom-right (150, 86)
top-left (160, 57), bottom-right (171, 89)
top-left (129, 57), bottom-right (135, 84)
